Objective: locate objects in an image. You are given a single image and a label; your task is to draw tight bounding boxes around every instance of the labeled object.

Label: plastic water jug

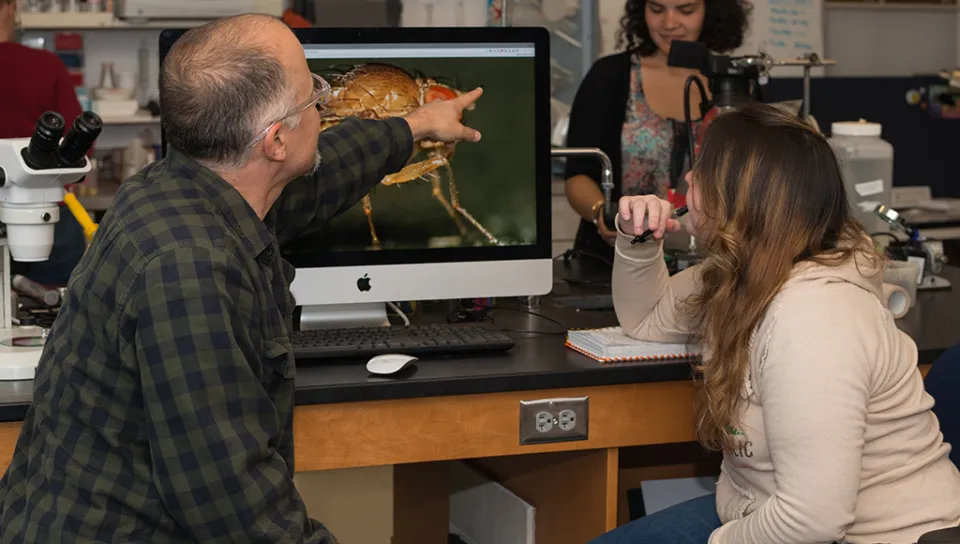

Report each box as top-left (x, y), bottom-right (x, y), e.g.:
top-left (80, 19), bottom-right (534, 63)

top-left (828, 120), bottom-right (894, 235)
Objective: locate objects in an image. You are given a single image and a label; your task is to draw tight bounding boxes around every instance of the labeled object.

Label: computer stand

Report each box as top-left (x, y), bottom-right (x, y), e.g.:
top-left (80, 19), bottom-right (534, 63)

top-left (299, 302), bottom-right (390, 330)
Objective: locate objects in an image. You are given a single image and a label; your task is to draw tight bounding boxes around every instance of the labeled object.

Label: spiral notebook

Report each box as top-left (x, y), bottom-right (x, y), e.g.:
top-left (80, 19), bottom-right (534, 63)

top-left (565, 327), bottom-right (700, 364)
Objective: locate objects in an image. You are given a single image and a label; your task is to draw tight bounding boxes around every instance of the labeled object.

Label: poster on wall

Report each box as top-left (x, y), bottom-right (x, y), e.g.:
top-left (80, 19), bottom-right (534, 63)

top-left (597, 0), bottom-right (825, 77)
top-left (734, 0), bottom-right (826, 77)
top-left (488, 0), bottom-right (503, 24)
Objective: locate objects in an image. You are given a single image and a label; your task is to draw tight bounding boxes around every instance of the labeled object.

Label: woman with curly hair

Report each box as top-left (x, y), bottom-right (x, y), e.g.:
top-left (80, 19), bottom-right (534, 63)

top-left (563, 0), bottom-right (749, 264)
top-left (590, 103), bottom-right (960, 544)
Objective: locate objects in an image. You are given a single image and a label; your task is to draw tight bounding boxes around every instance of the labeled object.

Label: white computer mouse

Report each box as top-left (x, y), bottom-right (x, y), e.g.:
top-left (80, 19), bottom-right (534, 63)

top-left (366, 353), bottom-right (418, 376)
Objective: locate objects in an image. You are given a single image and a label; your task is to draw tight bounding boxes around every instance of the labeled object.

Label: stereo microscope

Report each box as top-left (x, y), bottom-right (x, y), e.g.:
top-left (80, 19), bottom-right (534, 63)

top-left (0, 110), bottom-right (102, 380)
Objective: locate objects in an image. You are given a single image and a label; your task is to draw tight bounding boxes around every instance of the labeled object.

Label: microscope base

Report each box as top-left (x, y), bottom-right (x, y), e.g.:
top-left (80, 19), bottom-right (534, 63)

top-left (919, 275), bottom-right (951, 291)
top-left (0, 327), bottom-right (44, 381)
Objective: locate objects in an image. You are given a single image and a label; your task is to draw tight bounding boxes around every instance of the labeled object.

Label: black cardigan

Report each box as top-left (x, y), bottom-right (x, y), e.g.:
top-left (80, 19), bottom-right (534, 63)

top-left (564, 51), bottom-right (634, 205)
top-left (562, 51), bottom-right (638, 262)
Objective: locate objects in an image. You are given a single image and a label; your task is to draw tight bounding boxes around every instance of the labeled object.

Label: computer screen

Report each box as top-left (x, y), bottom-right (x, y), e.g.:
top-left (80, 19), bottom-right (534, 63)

top-left (296, 42), bottom-right (537, 253)
top-left (159, 27), bottom-right (552, 326)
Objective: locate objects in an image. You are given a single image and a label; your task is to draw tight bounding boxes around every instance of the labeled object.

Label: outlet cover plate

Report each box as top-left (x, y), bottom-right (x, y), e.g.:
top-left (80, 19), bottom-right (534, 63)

top-left (519, 396), bottom-right (589, 445)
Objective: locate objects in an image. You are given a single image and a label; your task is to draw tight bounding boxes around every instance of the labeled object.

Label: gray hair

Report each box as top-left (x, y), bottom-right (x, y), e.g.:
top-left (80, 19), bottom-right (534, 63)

top-left (159, 14), bottom-right (298, 170)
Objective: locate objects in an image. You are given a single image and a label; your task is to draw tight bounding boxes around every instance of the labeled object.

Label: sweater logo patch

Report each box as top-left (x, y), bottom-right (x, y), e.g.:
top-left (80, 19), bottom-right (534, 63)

top-left (727, 425), bottom-right (754, 458)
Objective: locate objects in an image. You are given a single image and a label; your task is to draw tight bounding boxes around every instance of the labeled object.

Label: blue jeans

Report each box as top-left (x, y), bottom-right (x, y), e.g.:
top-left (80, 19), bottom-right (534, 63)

top-left (925, 344), bottom-right (960, 469)
top-left (589, 493), bottom-right (721, 544)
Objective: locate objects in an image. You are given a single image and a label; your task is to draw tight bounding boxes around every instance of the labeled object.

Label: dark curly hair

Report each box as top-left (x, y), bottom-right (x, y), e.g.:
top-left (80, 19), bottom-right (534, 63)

top-left (616, 0), bottom-right (750, 57)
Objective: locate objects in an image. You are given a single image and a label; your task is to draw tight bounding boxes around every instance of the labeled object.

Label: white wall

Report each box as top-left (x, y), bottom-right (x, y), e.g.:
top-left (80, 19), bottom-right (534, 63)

top-left (824, 5), bottom-right (957, 76)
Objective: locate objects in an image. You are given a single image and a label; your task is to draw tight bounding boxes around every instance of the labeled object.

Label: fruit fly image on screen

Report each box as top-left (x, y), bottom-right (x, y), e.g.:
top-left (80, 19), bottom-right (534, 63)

top-left (318, 62), bottom-right (496, 249)
top-left (306, 55), bottom-right (537, 253)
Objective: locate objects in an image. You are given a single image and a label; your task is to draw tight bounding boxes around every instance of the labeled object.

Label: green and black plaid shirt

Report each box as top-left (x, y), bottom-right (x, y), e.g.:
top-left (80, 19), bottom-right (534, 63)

top-left (0, 117), bottom-right (413, 543)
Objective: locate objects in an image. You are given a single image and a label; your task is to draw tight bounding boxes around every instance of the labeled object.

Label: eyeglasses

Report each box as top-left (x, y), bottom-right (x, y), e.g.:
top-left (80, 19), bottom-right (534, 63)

top-left (247, 72), bottom-right (331, 148)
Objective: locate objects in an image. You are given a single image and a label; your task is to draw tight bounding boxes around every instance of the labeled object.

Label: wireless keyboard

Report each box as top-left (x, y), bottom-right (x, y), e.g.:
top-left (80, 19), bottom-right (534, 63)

top-left (290, 322), bottom-right (515, 359)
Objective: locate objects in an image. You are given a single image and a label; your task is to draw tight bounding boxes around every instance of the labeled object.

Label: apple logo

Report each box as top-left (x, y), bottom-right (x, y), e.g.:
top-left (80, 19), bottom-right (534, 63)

top-left (356, 274), bottom-right (372, 292)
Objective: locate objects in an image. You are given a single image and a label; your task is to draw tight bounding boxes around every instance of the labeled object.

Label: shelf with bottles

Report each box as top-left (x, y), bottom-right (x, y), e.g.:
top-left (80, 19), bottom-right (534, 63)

top-left (19, 11), bottom-right (211, 29)
top-left (17, 0), bottom-right (284, 29)
top-left (72, 130), bottom-right (159, 212)
top-left (97, 111), bottom-right (160, 125)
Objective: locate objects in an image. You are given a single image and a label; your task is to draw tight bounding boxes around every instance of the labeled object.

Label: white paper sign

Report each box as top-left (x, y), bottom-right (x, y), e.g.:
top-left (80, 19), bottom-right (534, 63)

top-left (855, 179), bottom-right (885, 197)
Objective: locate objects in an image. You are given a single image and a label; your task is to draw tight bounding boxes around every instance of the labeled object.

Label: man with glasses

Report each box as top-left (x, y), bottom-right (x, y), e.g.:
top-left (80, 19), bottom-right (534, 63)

top-left (0, 13), bottom-right (482, 544)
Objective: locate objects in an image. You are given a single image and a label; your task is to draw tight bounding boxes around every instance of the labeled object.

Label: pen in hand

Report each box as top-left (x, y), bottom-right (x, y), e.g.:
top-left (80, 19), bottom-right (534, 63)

top-left (631, 206), bottom-right (689, 244)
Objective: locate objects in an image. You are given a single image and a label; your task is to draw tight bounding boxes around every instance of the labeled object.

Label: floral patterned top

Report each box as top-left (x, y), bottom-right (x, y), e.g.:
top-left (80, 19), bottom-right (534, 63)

top-left (621, 54), bottom-right (700, 198)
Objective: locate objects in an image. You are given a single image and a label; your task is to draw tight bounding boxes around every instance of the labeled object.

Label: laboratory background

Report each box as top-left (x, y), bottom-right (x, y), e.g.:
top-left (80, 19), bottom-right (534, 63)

top-left (1, 0), bottom-right (960, 543)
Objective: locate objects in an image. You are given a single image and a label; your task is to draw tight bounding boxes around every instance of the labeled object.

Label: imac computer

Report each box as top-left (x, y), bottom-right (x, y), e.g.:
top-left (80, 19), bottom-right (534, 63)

top-left (159, 26), bottom-right (553, 329)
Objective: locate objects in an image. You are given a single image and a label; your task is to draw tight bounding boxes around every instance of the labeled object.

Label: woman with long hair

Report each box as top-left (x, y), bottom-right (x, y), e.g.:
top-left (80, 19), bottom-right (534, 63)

top-left (590, 103), bottom-right (960, 544)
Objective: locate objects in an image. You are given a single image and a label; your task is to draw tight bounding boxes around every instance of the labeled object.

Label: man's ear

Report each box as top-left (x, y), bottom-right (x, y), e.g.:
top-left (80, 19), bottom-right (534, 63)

top-left (261, 122), bottom-right (287, 163)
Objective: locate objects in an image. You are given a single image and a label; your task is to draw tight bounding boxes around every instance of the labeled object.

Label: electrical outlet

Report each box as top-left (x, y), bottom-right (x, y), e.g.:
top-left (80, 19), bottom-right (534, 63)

top-left (558, 409), bottom-right (576, 431)
top-left (535, 411), bottom-right (554, 432)
top-left (519, 396), bottom-right (588, 445)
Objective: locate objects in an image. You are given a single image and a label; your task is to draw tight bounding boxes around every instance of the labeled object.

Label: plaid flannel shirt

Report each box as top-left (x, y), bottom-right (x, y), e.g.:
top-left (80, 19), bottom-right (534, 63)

top-left (0, 117), bottom-right (413, 543)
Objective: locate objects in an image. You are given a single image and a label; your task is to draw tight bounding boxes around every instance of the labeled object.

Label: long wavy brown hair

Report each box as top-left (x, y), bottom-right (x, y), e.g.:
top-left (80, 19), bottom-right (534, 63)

top-left (685, 103), bottom-right (879, 451)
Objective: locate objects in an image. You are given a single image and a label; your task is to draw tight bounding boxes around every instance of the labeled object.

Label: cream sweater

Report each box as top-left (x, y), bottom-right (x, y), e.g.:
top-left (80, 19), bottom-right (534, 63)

top-left (612, 231), bottom-right (960, 544)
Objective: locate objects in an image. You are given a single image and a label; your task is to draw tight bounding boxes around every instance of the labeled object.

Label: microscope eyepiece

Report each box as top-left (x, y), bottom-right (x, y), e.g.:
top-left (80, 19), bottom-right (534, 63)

top-left (41, 112), bottom-right (65, 129)
top-left (23, 111), bottom-right (65, 170)
top-left (58, 111), bottom-right (103, 166)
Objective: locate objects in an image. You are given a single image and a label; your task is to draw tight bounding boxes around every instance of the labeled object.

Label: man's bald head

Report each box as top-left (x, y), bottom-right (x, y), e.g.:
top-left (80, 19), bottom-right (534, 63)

top-left (160, 14), bottom-right (302, 169)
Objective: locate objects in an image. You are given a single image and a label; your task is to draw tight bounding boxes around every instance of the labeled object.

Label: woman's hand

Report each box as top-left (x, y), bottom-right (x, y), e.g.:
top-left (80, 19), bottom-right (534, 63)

top-left (597, 219), bottom-right (618, 245)
top-left (618, 195), bottom-right (682, 240)
top-left (587, 199), bottom-right (619, 245)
